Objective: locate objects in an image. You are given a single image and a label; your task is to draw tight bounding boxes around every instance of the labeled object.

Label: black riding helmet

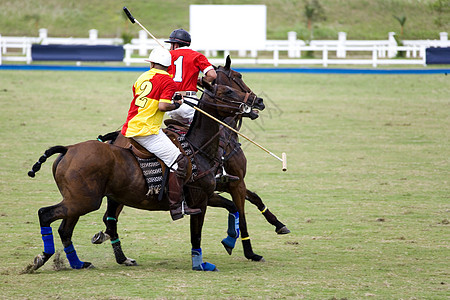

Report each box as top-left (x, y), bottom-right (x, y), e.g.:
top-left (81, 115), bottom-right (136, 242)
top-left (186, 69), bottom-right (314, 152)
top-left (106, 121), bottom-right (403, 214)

top-left (165, 29), bottom-right (191, 46)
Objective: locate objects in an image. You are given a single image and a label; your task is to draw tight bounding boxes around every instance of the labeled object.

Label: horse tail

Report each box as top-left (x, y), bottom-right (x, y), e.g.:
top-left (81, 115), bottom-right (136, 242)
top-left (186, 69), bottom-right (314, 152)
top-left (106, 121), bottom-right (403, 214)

top-left (28, 145), bottom-right (68, 178)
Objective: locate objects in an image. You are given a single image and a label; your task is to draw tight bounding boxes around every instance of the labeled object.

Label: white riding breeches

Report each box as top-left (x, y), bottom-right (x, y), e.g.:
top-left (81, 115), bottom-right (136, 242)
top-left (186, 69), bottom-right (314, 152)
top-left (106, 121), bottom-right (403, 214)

top-left (132, 129), bottom-right (181, 171)
top-left (166, 92), bottom-right (198, 124)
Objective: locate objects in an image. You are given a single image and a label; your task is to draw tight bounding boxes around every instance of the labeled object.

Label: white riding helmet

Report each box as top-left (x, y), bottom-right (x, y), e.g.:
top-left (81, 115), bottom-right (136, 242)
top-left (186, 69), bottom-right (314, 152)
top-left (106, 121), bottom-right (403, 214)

top-left (145, 47), bottom-right (171, 67)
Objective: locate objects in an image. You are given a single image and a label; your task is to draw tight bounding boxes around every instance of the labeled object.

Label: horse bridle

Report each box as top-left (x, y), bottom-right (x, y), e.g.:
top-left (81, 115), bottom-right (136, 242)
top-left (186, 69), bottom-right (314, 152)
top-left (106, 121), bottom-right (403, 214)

top-left (216, 67), bottom-right (259, 108)
top-left (187, 84), bottom-right (252, 115)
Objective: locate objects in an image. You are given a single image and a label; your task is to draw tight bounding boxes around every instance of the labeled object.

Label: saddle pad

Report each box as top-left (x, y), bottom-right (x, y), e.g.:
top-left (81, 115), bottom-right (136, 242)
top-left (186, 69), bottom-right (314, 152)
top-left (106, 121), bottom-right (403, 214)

top-left (135, 132), bottom-right (197, 195)
top-left (136, 157), bottom-right (163, 195)
top-left (177, 134), bottom-right (198, 178)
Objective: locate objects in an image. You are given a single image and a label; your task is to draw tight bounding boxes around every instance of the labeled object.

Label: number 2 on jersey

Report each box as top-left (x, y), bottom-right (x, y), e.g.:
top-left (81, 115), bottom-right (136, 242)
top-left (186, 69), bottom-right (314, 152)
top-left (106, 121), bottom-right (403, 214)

top-left (173, 56), bottom-right (184, 82)
top-left (135, 81), bottom-right (153, 108)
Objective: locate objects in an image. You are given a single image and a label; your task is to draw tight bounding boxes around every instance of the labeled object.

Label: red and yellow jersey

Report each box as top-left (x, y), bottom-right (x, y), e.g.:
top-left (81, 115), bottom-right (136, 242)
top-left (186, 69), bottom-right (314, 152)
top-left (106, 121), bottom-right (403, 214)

top-left (167, 47), bottom-right (214, 92)
top-left (121, 69), bottom-right (176, 137)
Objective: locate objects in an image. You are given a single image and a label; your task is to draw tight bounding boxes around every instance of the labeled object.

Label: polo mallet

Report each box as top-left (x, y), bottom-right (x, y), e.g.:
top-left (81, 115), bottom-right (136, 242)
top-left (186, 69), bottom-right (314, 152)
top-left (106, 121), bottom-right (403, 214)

top-left (184, 99), bottom-right (287, 171)
top-left (123, 7), bottom-right (165, 48)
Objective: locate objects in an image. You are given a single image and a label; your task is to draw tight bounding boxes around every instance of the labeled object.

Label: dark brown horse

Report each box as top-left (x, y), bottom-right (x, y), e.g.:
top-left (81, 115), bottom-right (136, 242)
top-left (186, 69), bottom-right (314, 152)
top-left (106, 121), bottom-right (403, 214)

top-left (93, 56), bottom-right (289, 264)
top-left (28, 82), bottom-right (252, 271)
top-left (208, 56), bottom-right (290, 262)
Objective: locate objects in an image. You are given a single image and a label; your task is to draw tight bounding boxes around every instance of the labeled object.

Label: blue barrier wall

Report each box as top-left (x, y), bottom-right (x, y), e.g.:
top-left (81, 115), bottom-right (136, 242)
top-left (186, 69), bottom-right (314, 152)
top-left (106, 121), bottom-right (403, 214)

top-left (31, 44), bottom-right (124, 61)
top-left (426, 47), bottom-right (450, 64)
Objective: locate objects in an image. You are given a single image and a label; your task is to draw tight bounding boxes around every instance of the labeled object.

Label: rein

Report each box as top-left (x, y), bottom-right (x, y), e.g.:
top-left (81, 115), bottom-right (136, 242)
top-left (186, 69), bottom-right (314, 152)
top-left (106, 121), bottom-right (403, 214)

top-left (182, 85), bottom-right (248, 180)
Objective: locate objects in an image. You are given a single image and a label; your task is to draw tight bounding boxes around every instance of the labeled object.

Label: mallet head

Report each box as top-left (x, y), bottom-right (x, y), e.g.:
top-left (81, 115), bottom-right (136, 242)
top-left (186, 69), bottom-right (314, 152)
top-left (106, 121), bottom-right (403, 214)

top-left (123, 7), bottom-right (135, 23)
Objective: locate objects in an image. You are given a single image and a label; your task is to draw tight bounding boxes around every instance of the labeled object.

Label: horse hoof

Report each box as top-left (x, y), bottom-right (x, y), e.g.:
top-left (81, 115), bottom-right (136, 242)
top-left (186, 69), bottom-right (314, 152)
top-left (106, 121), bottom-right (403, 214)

top-left (221, 241), bottom-right (233, 255)
top-left (83, 262), bottom-right (95, 269)
top-left (248, 254), bottom-right (265, 262)
top-left (122, 258), bottom-right (138, 266)
top-left (91, 231), bottom-right (110, 244)
top-left (193, 262), bottom-right (218, 271)
top-left (276, 226), bottom-right (291, 235)
top-left (33, 254), bottom-right (45, 270)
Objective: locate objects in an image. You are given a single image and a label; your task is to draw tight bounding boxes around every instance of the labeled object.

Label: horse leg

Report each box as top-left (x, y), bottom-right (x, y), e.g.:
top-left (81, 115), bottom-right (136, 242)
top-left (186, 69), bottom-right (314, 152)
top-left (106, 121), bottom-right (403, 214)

top-left (33, 204), bottom-right (61, 270)
top-left (229, 182), bottom-right (264, 262)
top-left (208, 193), bottom-right (240, 255)
top-left (190, 211), bottom-right (218, 271)
top-left (58, 217), bottom-right (93, 269)
top-left (91, 199), bottom-right (136, 266)
top-left (106, 199), bottom-right (137, 266)
top-left (34, 203), bottom-right (92, 270)
top-left (223, 150), bottom-right (264, 262)
top-left (246, 189), bottom-right (291, 234)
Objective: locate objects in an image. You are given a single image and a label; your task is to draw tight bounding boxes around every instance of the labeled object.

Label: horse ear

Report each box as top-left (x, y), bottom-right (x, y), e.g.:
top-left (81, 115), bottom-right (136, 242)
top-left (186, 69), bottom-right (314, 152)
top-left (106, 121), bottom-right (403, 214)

top-left (225, 55), bottom-right (231, 69)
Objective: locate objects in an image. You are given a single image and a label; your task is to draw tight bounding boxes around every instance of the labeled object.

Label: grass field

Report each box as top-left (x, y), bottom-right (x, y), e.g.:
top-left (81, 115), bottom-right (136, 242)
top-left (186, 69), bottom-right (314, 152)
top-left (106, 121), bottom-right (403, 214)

top-left (0, 69), bottom-right (449, 299)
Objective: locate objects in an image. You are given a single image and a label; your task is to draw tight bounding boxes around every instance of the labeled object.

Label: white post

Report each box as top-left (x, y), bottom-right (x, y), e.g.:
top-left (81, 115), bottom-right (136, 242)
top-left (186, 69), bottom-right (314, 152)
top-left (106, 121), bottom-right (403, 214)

top-left (123, 44), bottom-right (131, 66)
top-left (26, 43), bottom-right (32, 64)
top-left (422, 45), bottom-right (427, 66)
top-left (388, 32), bottom-right (397, 58)
top-left (39, 28), bottom-right (48, 45)
top-left (22, 38), bottom-right (27, 54)
top-left (273, 45), bottom-right (279, 66)
top-left (287, 31), bottom-right (297, 58)
top-left (138, 30), bottom-right (148, 56)
top-left (337, 32), bottom-right (347, 58)
top-left (322, 46), bottom-right (328, 67)
top-left (372, 47), bottom-right (378, 67)
top-left (440, 32), bottom-right (448, 47)
top-left (250, 50), bottom-right (257, 57)
top-left (89, 29), bottom-right (98, 44)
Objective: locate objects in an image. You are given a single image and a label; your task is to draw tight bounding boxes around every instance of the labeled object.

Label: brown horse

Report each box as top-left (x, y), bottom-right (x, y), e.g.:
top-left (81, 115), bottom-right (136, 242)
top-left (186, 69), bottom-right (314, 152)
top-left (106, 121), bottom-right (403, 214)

top-left (93, 56), bottom-right (289, 264)
top-left (208, 56), bottom-right (290, 262)
top-left (28, 82), bottom-right (252, 271)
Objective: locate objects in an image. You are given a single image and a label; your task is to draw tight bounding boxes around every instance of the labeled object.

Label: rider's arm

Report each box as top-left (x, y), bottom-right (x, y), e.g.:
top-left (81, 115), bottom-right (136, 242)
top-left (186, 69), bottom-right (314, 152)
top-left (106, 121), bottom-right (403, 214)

top-left (203, 68), bottom-right (217, 83)
top-left (159, 100), bottom-right (182, 112)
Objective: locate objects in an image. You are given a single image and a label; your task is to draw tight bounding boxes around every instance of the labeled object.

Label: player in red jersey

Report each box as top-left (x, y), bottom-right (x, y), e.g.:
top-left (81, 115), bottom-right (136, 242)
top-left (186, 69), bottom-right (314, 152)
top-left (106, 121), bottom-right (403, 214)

top-left (122, 47), bottom-right (200, 221)
top-left (165, 29), bottom-right (217, 124)
top-left (165, 29), bottom-right (239, 183)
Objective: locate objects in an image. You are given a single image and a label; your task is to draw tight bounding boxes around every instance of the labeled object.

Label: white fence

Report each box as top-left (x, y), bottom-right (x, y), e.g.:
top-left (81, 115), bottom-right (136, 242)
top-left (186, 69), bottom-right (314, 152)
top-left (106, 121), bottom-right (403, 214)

top-left (1, 29), bottom-right (449, 67)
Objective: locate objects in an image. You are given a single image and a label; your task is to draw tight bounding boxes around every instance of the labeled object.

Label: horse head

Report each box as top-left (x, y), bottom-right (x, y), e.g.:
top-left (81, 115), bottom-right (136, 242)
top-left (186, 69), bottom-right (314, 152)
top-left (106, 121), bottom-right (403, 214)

top-left (215, 55), bottom-right (265, 119)
top-left (200, 81), bottom-right (254, 119)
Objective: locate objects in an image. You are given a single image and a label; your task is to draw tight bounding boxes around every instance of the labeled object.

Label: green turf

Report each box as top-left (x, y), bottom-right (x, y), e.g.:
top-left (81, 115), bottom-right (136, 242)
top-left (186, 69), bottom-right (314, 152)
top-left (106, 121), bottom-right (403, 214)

top-left (0, 70), bottom-right (448, 299)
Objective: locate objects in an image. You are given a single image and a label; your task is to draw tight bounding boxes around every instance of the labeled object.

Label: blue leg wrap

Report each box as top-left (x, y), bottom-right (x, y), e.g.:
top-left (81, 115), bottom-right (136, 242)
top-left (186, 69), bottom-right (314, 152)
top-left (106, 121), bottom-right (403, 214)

top-left (221, 212), bottom-right (240, 249)
top-left (191, 248), bottom-right (203, 270)
top-left (40, 227), bottom-right (55, 255)
top-left (64, 244), bottom-right (85, 269)
top-left (221, 236), bottom-right (237, 249)
top-left (227, 212), bottom-right (240, 238)
top-left (191, 248), bottom-right (217, 271)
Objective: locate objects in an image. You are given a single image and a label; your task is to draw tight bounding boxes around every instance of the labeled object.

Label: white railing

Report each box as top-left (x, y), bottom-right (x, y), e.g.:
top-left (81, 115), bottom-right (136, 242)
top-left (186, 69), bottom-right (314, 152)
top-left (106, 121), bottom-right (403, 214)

top-left (1, 29), bottom-right (448, 67)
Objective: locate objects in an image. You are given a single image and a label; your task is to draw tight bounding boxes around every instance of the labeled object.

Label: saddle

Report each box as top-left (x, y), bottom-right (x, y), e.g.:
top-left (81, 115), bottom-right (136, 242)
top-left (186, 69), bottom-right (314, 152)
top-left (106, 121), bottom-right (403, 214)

top-left (109, 130), bottom-right (196, 197)
top-left (113, 133), bottom-right (155, 159)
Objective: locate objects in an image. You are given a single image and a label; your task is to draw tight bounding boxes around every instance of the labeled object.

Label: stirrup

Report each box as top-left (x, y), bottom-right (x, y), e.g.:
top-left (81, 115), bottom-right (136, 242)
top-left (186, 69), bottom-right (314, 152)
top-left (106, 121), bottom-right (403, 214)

top-left (182, 201), bottom-right (201, 216)
top-left (215, 174), bottom-right (240, 183)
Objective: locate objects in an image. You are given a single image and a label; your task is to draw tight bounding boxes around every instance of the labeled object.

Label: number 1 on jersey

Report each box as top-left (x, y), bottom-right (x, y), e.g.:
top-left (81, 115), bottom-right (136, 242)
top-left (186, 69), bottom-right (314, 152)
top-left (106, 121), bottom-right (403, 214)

top-left (173, 56), bottom-right (183, 82)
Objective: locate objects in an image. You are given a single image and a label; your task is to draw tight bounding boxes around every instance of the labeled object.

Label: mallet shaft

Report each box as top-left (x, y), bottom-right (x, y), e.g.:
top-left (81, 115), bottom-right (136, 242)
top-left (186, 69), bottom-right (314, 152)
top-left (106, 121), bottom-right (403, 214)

top-left (190, 105), bottom-right (287, 171)
top-left (123, 7), bottom-right (165, 48)
top-left (134, 20), bottom-right (165, 48)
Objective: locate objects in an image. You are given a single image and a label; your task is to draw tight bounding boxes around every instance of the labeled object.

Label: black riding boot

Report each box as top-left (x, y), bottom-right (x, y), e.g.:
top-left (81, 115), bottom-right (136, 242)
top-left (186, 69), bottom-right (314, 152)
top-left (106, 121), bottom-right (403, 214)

top-left (168, 155), bottom-right (201, 221)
